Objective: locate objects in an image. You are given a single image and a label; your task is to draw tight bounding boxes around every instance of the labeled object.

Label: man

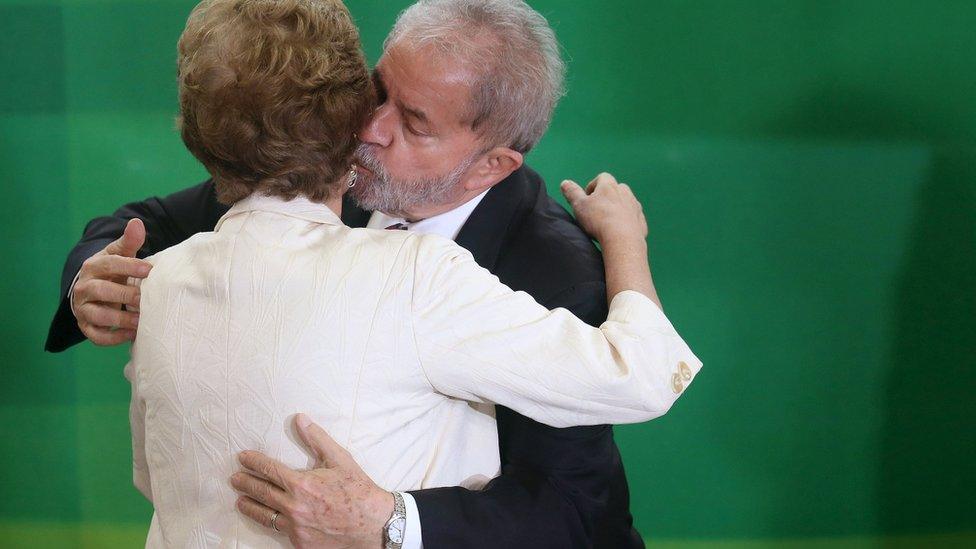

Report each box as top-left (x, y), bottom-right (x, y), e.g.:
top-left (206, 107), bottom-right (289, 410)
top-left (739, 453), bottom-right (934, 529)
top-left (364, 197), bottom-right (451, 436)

top-left (48, 1), bottom-right (647, 547)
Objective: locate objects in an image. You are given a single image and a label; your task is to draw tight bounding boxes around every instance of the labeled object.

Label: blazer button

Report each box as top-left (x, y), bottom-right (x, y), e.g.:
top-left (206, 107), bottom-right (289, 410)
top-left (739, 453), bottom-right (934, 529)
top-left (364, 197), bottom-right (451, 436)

top-left (671, 372), bottom-right (684, 394)
top-left (679, 361), bottom-right (692, 381)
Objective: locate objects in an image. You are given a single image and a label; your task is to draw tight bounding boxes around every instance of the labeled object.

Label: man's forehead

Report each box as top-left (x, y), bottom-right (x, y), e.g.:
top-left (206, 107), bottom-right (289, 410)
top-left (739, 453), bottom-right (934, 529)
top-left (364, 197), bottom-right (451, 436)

top-left (378, 44), bottom-right (476, 107)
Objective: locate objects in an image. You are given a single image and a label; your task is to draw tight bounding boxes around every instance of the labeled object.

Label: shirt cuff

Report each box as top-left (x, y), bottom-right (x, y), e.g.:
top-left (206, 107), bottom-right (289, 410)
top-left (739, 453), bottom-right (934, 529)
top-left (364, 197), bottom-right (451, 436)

top-left (67, 270), bottom-right (83, 317)
top-left (400, 491), bottom-right (423, 549)
top-left (606, 289), bottom-right (703, 387)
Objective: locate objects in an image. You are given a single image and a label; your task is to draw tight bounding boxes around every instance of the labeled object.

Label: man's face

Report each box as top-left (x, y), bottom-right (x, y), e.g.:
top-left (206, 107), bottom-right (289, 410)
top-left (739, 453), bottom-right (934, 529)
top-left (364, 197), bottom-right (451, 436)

top-left (350, 42), bottom-right (486, 219)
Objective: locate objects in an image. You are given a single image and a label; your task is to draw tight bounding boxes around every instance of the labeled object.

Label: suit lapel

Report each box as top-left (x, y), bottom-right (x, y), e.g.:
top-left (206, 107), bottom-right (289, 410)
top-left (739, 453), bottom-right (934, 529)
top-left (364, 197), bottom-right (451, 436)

top-left (455, 166), bottom-right (538, 271)
top-left (340, 166), bottom-right (541, 271)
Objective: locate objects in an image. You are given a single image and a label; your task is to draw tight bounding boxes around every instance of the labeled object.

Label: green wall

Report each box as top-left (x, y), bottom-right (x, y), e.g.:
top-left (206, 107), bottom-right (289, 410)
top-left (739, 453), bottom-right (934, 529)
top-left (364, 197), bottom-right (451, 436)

top-left (1, 0), bottom-right (973, 546)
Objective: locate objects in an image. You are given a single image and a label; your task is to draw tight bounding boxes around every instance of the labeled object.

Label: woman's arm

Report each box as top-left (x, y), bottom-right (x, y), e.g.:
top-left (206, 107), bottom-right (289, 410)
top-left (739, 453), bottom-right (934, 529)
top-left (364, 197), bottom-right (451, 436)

top-left (410, 173), bottom-right (701, 428)
top-left (560, 173), bottom-right (660, 308)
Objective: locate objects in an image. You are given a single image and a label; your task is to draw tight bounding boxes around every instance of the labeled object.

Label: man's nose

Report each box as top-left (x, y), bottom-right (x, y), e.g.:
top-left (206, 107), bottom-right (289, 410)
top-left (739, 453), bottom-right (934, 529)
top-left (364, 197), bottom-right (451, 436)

top-left (359, 104), bottom-right (393, 148)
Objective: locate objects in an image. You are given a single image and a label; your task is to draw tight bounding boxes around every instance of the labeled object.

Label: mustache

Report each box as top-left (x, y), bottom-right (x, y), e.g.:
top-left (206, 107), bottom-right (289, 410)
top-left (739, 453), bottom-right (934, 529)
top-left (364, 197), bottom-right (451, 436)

top-left (353, 144), bottom-right (389, 183)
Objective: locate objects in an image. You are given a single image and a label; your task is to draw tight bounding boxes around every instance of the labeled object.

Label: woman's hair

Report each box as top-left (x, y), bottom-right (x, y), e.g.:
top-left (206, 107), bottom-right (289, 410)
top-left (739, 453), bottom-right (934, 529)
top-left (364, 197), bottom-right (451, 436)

top-left (177, 0), bottom-right (374, 204)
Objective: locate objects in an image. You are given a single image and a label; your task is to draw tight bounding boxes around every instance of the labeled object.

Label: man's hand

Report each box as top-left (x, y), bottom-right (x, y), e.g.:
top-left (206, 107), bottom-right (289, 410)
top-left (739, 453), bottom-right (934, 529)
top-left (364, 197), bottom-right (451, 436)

top-left (232, 413), bottom-right (394, 549)
top-left (72, 218), bottom-right (151, 345)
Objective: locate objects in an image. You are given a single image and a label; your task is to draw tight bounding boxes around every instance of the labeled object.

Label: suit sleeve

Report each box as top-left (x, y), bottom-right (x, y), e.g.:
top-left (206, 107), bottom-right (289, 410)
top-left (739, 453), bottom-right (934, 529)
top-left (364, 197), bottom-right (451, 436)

top-left (44, 180), bottom-right (226, 352)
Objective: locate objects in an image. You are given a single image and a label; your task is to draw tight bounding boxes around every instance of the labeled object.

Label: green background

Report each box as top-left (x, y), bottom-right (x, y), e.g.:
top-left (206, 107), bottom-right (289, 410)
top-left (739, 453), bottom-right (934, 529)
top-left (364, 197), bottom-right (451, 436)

top-left (2, 0), bottom-right (974, 547)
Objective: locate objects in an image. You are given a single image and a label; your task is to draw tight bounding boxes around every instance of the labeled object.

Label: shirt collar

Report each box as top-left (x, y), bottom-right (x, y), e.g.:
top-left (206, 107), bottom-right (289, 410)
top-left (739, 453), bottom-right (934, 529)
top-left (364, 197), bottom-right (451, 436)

top-left (366, 189), bottom-right (490, 240)
top-left (215, 193), bottom-right (343, 230)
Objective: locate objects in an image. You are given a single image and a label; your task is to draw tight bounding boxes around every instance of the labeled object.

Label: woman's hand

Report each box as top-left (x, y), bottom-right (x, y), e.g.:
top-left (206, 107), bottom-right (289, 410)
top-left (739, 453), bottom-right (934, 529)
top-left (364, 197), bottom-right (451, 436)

top-left (561, 172), bottom-right (661, 308)
top-left (560, 172), bottom-right (647, 245)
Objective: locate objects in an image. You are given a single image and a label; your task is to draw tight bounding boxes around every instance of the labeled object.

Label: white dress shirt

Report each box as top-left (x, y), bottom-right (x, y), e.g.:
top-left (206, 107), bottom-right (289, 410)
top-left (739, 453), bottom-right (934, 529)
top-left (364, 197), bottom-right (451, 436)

top-left (125, 193), bottom-right (701, 548)
top-left (366, 189), bottom-right (489, 239)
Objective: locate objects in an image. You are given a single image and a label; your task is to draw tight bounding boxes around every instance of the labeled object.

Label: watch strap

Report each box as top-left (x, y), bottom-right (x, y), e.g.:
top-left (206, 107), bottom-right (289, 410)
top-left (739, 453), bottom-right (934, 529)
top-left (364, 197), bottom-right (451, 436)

top-left (383, 491), bottom-right (407, 549)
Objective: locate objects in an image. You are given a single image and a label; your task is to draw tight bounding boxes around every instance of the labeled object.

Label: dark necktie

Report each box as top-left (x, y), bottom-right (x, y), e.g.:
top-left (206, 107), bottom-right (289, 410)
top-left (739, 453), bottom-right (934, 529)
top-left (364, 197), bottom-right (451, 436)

top-left (385, 223), bottom-right (408, 231)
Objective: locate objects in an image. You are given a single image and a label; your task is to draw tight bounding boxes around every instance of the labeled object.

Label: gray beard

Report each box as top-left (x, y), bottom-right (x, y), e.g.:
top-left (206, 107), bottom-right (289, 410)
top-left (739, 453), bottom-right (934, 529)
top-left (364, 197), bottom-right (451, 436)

top-left (349, 143), bottom-right (476, 218)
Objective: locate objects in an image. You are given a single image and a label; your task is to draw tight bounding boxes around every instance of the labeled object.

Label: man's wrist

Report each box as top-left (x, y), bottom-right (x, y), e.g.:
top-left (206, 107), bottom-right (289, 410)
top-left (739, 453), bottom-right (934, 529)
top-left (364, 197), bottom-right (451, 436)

top-left (366, 488), bottom-right (394, 546)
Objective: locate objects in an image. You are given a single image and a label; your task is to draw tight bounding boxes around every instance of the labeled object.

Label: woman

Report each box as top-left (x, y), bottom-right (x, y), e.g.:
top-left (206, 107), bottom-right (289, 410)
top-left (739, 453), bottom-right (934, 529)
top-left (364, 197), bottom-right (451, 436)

top-left (126, 0), bottom-right (701, 546)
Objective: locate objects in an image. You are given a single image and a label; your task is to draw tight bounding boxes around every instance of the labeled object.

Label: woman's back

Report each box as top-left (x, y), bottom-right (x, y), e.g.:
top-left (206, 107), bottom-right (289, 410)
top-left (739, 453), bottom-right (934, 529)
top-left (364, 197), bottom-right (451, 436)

top-left (128, 194), bottom-right (501, 547)
top-left (129, 192), bottom-right (701, 547)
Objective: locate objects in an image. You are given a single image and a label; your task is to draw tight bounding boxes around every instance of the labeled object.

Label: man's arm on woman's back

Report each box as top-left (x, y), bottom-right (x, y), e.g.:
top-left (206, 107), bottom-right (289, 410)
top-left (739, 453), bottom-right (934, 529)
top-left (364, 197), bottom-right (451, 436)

top-left (45, 179), bottom-right (227, 352)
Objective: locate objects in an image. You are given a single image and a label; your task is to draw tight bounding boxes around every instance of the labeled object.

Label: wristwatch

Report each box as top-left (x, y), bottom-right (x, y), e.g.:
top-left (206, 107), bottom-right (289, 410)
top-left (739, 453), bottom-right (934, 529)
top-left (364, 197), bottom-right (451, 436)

top-left (383, 491), bottom-right (406, 549)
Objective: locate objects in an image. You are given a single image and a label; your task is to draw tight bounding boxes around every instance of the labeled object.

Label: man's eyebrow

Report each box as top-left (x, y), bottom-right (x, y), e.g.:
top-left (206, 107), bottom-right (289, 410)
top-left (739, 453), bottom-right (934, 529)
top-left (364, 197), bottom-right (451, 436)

top-left (372, 67), bottom-right (429, 125)
top-left (398, 101), bottom-right (430, 125)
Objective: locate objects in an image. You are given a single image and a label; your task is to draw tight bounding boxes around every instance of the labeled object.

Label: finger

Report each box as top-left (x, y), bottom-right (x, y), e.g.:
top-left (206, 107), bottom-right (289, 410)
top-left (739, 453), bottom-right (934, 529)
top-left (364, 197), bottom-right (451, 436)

top-left (594, 173), bottom-right (620, 194)
top-left (78, 279), bottom-right (141, 309)
top-left (85, 255), bottom-right (152, 280)
top-left (236, 495), bottom-right (291, 534)
top-left (104, 218), bottom-right (147, 257)
top-left (295, 413), bottom-right (350, 468)
top-left (618, 183), bottom-right (638, 203)
top-left (79, 323), bottom-right (137, 346)
top-left (231, 471), bottom-right (291, 510)
top-left (560, 180), bottom-right (586, 207)
top-left (584, 177), bottom-right (599, 194)
top-left (77, 302), bottom-right (140, 331)
top-left (586, 172), bottom-right (617, 194)
top-left (238, 451), bottom-right (302, 491)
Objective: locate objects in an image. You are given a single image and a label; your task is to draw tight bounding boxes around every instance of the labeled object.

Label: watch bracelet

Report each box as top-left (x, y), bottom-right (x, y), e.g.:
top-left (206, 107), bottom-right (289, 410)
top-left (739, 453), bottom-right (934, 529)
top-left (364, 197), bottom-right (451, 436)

top-left (384, 491), bottom-right (407, 549)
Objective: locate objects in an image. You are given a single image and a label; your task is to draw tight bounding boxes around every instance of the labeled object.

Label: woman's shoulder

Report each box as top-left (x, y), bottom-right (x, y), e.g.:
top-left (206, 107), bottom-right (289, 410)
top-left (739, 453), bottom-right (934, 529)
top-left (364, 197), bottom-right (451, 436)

top-left (140, 231), bottom-right (226, 291)
top-left (145, 230), bottom-right (221, 265)
top-left (341, 226), bottom-right (453, 252)
top-left (342, 228), bottom-right (476, 275)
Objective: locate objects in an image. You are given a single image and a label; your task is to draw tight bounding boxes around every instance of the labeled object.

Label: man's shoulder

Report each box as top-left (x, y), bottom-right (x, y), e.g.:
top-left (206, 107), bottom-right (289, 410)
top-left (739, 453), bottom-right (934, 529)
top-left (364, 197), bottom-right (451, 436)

top-left (495, 171), bottom-right (605, 295)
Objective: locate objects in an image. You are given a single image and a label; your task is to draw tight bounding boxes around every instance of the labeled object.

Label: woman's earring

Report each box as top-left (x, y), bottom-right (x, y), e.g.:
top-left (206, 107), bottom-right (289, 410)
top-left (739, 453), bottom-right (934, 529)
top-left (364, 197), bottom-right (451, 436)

top-left (347, 166), bottom-right (358, 188)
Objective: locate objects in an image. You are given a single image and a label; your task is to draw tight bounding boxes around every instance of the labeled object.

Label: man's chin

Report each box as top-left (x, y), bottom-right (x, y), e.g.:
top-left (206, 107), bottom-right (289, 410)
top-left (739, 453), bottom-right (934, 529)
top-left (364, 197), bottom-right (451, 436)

top-left (347, 180), bottom-right (385, 211)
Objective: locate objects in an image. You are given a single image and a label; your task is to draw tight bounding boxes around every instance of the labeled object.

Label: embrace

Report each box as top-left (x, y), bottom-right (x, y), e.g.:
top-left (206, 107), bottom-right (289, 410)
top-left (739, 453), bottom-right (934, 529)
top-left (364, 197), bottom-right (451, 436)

top-left (46, 0), bottom-right (702, 548)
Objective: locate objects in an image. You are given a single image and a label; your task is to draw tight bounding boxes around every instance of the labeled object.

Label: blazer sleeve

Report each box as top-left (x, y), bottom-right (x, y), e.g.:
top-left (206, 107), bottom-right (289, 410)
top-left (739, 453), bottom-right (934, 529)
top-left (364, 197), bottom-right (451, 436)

top-left (44, 180), bottom-right (227, 352)
top-left (409, 235), bottom-right (702, 428)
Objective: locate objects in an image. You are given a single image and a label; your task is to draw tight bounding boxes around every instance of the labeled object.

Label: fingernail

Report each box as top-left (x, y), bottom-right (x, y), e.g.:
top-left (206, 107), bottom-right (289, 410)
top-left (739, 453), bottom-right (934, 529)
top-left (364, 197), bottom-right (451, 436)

top-left (296, 413), bottom-right (311, 429)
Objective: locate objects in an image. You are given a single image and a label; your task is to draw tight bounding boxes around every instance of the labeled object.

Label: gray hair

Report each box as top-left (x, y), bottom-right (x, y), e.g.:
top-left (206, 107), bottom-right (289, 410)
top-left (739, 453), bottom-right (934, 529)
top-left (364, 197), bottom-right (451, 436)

top-left (385, 0), bottom-right (565, 153)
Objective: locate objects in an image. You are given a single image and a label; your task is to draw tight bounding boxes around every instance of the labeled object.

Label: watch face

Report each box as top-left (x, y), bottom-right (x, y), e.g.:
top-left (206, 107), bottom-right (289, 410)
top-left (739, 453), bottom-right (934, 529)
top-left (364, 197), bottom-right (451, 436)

top-left (389, 517), bottom-right (405, 544)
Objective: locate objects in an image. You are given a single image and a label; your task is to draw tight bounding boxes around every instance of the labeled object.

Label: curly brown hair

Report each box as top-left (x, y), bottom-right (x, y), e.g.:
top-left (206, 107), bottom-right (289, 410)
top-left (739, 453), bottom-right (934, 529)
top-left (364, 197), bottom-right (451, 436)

top-left (177, 0), bottom-right (374, 204)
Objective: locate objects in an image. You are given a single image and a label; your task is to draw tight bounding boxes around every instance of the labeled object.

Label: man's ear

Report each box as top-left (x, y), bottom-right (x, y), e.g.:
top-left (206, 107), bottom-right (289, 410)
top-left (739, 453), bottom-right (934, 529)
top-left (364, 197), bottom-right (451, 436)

top-left (463, 147), bottom-right (524, 193)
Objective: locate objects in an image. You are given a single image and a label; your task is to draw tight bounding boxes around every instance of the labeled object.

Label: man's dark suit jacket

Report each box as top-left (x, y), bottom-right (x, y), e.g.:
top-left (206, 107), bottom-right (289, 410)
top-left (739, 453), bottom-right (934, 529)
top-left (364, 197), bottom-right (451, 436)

top-left (45, 165), bottom-right (645, 549)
